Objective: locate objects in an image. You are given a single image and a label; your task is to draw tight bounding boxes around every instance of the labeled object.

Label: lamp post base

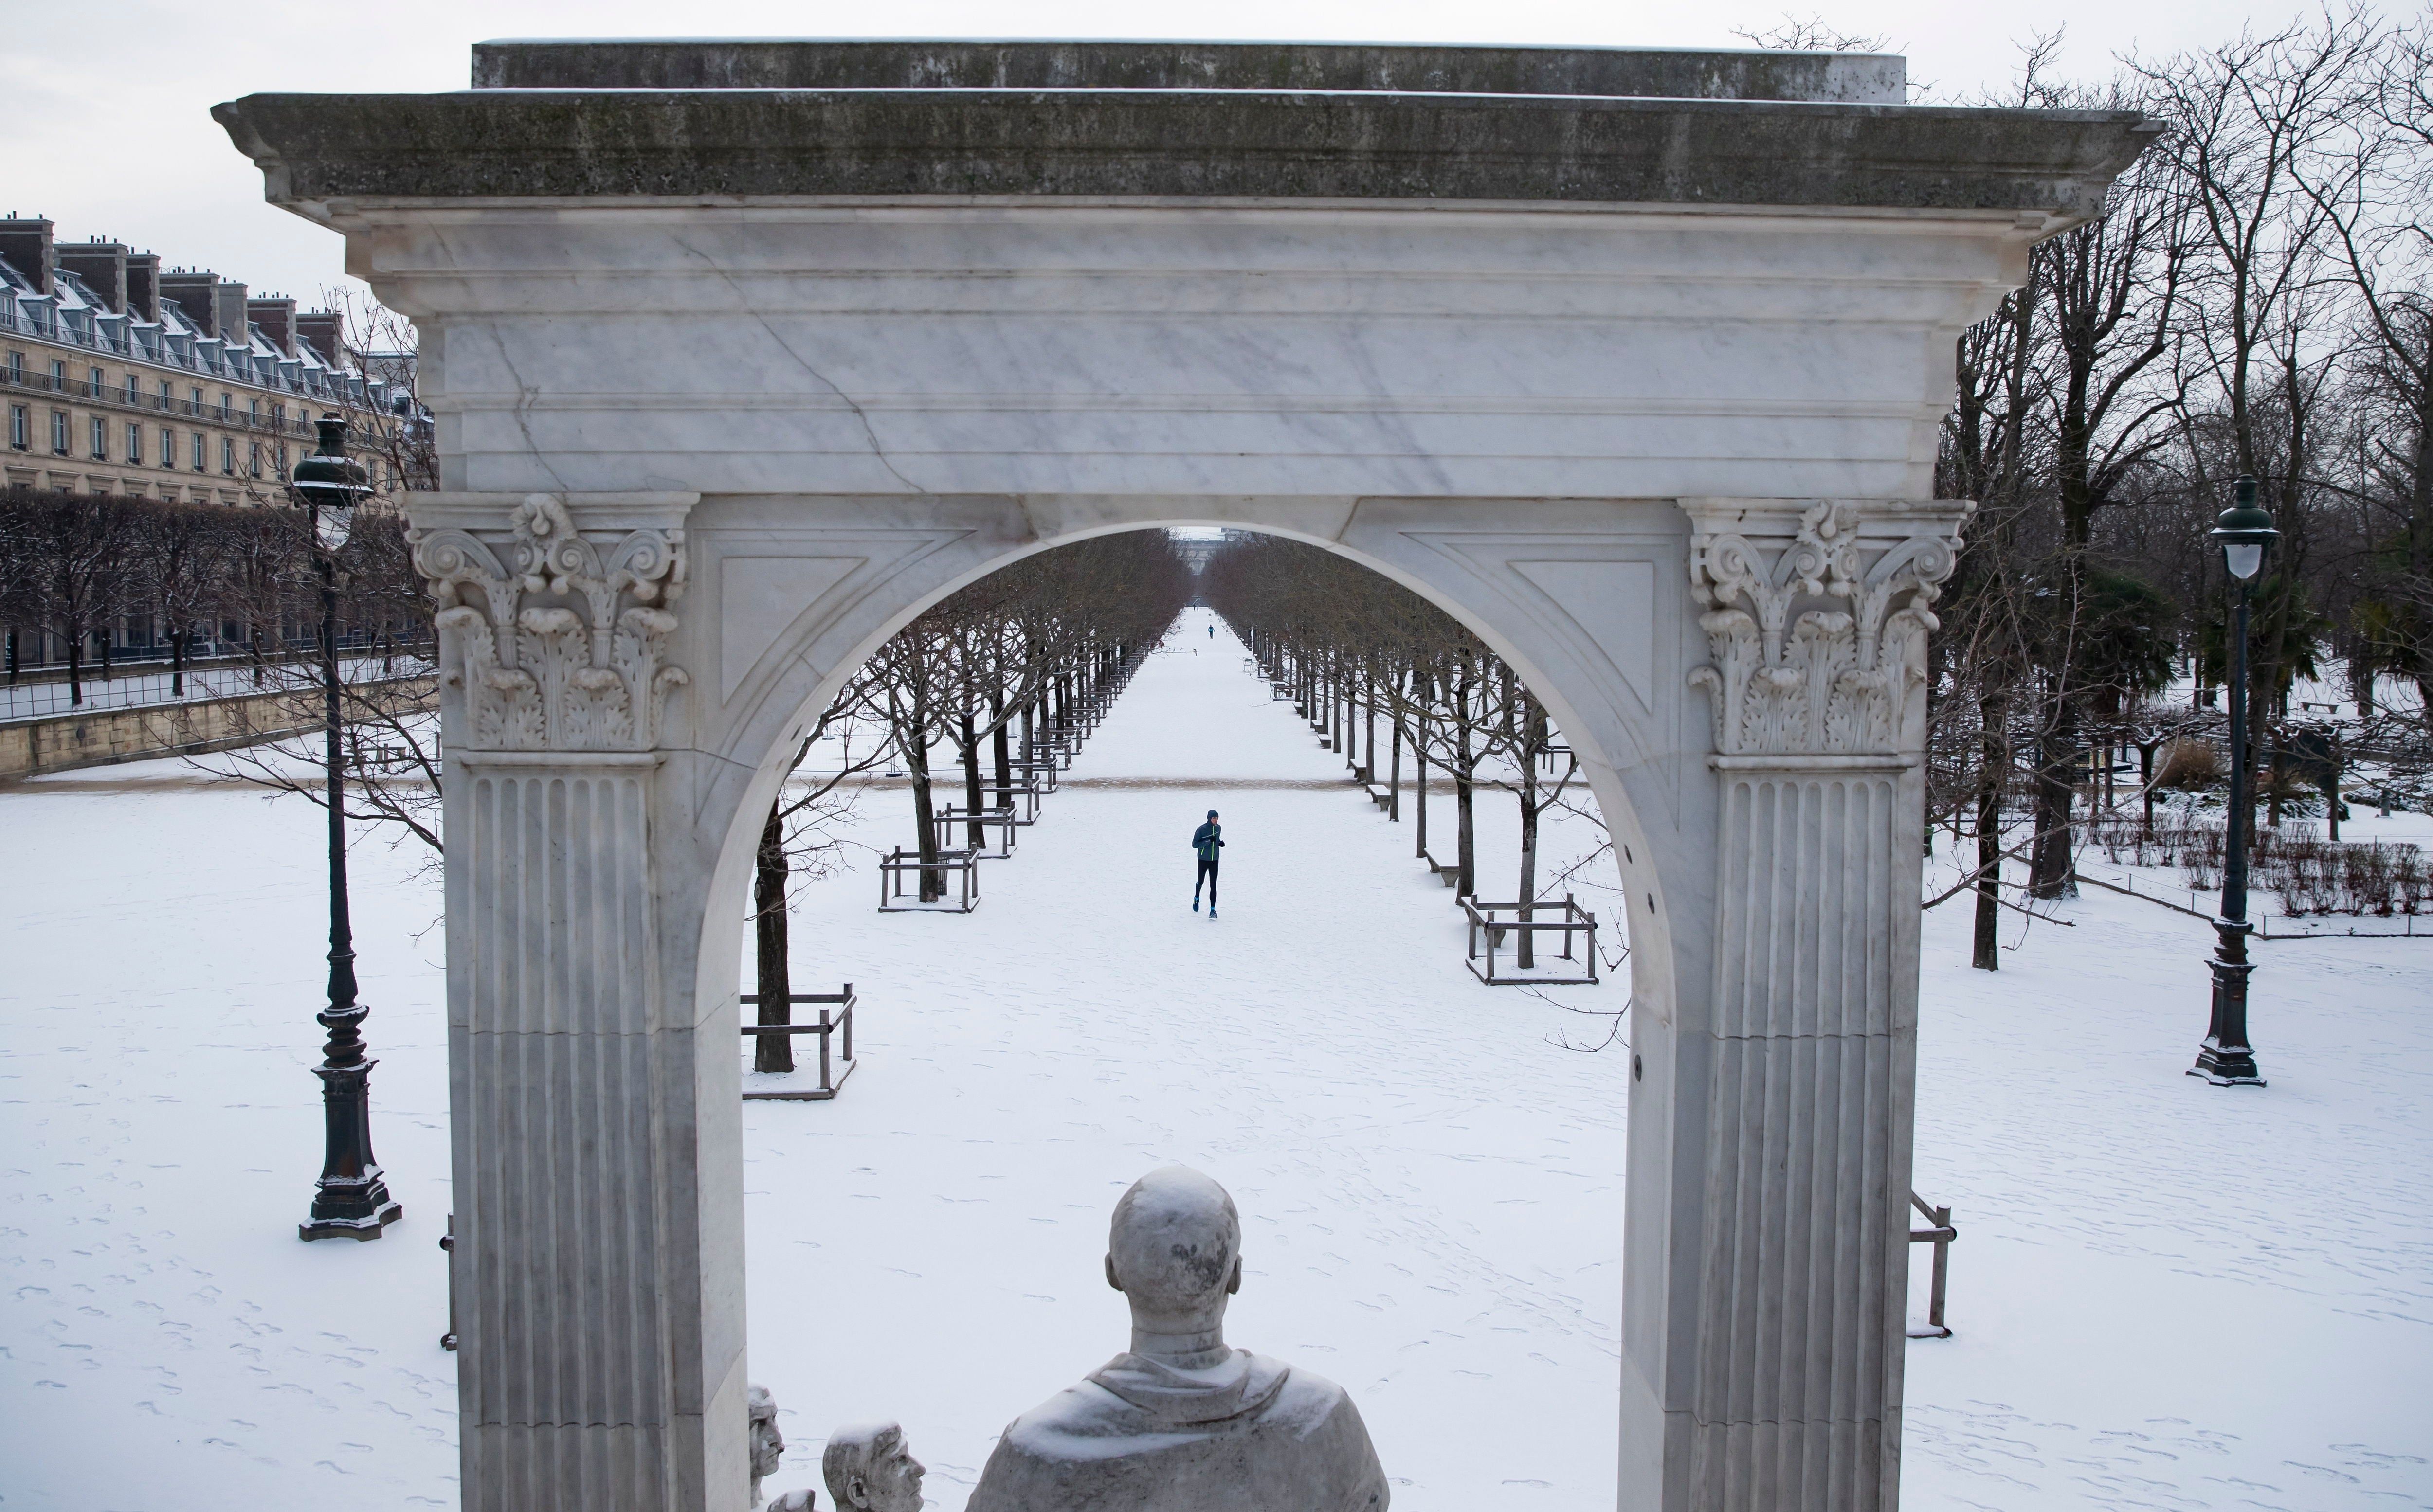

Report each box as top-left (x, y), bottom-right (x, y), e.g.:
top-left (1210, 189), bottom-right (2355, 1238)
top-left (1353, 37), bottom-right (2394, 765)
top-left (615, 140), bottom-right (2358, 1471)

top-left (301, 1198), bottom-right (405, 1242)
top-left (301, 1047), bottom-right (403, 1240)
top-left (2195, 920), bottom-right (2265, 1087)
top-left (2188, 1041), bottom-right (2266, 1087)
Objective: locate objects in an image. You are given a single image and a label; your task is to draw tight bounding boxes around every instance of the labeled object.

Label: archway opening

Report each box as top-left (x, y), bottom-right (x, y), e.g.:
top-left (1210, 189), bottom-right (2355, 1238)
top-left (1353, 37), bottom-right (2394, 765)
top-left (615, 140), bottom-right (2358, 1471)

top-left (709, 524), bottom-right (1645, 1509)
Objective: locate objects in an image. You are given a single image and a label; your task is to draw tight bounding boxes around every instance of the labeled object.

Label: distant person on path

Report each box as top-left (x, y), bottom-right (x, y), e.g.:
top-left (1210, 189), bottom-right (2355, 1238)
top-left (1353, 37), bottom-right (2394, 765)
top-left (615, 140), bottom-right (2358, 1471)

top-left (1207, 624), bottom-right (1214, 638)
top-left (1193, 810), bottom-right (1224, 917)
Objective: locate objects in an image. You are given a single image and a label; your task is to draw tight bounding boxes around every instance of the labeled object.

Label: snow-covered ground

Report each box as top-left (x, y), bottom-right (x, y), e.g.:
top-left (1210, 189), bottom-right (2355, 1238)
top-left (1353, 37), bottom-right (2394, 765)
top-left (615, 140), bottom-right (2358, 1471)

top-left (2, 607), bottom-right (2428, 1512)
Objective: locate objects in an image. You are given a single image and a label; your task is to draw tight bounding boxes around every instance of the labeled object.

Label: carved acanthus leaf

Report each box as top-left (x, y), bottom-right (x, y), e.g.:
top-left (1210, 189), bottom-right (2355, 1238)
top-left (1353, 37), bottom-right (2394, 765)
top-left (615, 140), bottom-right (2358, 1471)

top-left (1687, 500), bottom-right (1968, 758)
top-left (411, 494), bottom-right (690, 752)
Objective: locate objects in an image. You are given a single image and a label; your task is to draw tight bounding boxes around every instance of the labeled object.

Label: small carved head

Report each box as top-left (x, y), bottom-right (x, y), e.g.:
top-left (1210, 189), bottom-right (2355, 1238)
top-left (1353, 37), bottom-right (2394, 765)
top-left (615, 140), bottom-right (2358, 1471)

top-left (1104, 1165), bottom-right (1243, 1329)
top-left (823, 1420), bottom-right (925, 1512)
top-left (748, 1385), bottom-right (786, 1480)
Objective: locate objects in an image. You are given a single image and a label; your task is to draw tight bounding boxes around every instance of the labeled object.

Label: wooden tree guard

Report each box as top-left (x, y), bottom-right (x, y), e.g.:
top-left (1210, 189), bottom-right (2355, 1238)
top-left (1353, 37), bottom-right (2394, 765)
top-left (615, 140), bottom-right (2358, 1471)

top-left (739, 986), bottom-right (857, 1100)
top-left (932, 803), bottom-right (1020, 858)
top-left (877, 846), bottom-right (981, 912)
top-left (1906, 1192), bottom-right (1956, 1338)
top-left (1463, 895), bottom-right (1600, 985)
top-left (988, 777), bottom-right (1046, 821)
top-left (1005, 756), bottom-right (1060, 795)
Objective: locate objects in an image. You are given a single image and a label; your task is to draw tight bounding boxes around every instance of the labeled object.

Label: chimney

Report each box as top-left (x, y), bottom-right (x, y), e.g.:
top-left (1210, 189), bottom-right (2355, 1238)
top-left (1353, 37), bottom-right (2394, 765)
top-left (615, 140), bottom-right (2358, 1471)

top-left (214, 283), bottom-right (250, 345)
top-left (160, 270), bottom-right (224, 335)
top-left (0, 215), bottom-right (55, 296)
top-left (247, 297), bottom-right (298, 358)
top-left (124, 253), bottom-right (162, 323)
top-left (57, 240), bottom-right (129, 314)
top-left (296, 311), bottom-right (346, 369)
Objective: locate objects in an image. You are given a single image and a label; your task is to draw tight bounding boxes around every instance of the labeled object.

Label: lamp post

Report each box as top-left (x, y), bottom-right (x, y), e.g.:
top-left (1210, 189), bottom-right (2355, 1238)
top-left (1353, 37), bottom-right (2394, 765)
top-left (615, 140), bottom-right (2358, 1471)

top-left (294, 414), bottom-right (404, 1239)
top-left (2194, 476), bottom-right (2273, 1089)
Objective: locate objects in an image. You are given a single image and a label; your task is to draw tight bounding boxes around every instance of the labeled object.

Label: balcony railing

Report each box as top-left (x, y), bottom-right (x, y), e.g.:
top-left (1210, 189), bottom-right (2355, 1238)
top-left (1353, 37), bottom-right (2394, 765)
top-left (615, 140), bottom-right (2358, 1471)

top-left (0, 362), bottom-right (333, 438)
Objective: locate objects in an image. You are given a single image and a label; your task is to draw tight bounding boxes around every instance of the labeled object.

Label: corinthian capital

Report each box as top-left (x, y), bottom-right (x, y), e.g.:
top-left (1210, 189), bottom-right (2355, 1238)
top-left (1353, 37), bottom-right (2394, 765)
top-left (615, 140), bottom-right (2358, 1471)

top-left (1683, 498), bottom-right (1971, 761)
top-left (406, 491), bottom-right (699, 753)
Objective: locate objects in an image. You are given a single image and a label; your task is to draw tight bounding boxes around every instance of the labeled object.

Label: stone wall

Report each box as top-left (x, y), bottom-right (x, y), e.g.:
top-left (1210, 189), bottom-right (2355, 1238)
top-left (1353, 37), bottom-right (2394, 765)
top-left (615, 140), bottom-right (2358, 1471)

top-left (0, 676), bottom-right (432, 777)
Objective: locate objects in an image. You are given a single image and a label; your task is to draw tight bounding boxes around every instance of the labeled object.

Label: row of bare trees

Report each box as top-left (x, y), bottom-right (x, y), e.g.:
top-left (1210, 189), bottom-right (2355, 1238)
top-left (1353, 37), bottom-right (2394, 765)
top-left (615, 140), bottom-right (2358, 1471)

top-left (0, 484), bottom-right (430, 703)
top-left (1200, 534), bottom-right (1590, 970)
top-left (746, 532), bottom-right (1194, 1068)
top-left (1913, 13), bottom-right (2433, 969)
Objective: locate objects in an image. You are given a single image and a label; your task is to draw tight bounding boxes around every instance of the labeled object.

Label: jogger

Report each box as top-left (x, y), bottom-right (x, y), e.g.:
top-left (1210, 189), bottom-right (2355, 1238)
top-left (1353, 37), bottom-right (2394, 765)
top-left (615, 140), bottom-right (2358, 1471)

top-left (1192, 809), bottom-right (1224, 916)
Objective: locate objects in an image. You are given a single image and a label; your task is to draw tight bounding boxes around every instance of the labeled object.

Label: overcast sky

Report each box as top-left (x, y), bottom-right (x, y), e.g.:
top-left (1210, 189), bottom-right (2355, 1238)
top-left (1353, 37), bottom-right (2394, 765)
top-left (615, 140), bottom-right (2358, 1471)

top-left (5, 0), bottom-right (2313, 319)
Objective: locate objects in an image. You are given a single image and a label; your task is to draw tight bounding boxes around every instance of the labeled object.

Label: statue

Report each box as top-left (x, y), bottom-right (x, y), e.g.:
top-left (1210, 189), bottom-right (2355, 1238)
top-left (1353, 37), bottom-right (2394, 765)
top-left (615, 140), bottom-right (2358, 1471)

top-left (966, 1166), bottom-right (1389, 1512)
top-left (823, 1420), bottom-right (927, 1512)
top-left (748, 1385), bottom-right (787, 1508)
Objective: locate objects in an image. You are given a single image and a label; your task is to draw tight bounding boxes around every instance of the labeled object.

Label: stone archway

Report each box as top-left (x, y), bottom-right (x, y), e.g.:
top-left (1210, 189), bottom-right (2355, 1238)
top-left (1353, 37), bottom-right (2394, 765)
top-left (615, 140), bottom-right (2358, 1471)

top-left (218, 38), bottom-right (2153, 1512)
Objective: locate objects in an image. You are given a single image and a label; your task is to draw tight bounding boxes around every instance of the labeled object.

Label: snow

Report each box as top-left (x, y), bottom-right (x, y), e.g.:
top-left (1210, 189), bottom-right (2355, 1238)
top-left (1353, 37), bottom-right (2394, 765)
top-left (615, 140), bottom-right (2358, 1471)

top-left (3, 606), bottom-right (2429, 1511)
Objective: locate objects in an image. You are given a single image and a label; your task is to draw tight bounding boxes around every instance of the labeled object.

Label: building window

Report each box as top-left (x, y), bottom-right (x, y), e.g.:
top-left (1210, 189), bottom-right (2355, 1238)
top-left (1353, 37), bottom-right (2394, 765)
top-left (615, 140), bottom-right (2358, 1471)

top-left (190, 386), bottom-right (203, 415)
top-left (49, 359), bottom-right (65, 391)
top-left (124, 374), bottom-right (139, 404)
top-left (50, 410), bottom-right (69, 455)
top-left (6, 351), bottom-right (23, 384)
top-left (249, 440), bottom-right (262, 477)
top-left (127, 422), bottom-right (142, 461)
top-left (90, 415), bottom-right (106, 460)
top-left (250, 397), bottom-right (261, 421)
top-left (156, 380), bottom-right (172, 411)
top-left (9, 403), bottom-right (27, 450)
top-left (88, 366), bottom-right (103, 398)
top-left (160, 428), bottom-right (175, 468)
top-left (219, 392), bottom-right (232, 420)
top-left (276, 442), bottom-right (289, 475)
top-left (222, 436), bottom-right (235, 475)
top-left (192, 431), bottom-right (206, 471)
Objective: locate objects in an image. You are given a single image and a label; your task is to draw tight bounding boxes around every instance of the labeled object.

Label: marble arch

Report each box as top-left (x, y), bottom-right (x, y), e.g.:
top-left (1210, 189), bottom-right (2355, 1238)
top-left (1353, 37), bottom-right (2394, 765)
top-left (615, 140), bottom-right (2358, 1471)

top-left (217, 38), bottom-right (2155, 1512)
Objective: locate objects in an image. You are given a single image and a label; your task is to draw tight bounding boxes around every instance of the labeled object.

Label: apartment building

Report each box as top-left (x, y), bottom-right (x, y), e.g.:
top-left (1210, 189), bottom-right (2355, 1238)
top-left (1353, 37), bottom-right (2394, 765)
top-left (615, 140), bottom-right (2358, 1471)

top-left (0, 214), bottom-right (413, 504)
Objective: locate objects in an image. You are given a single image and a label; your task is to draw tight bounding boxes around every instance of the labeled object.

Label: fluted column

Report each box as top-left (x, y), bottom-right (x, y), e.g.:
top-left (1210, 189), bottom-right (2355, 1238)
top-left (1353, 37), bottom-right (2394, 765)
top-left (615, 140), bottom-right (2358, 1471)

top-left (1661, 498), bottom-right (1967, 1510)
top-left (417, 492), bottom-right (744, 1512)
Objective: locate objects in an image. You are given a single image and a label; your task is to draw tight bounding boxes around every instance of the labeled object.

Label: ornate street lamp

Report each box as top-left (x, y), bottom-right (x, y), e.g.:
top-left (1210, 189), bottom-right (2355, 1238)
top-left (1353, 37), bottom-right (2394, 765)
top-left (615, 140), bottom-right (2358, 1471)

top-left (2194, 476), bottom-right (2274, 1088)
top-left (294, 414), bottom-right (404, 1239)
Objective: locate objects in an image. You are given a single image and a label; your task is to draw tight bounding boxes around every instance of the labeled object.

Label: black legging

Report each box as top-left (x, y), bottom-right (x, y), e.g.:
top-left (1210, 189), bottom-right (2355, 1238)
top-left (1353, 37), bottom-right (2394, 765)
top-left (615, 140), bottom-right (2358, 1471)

top-left (1196, 858), bottom-right (1219, 904)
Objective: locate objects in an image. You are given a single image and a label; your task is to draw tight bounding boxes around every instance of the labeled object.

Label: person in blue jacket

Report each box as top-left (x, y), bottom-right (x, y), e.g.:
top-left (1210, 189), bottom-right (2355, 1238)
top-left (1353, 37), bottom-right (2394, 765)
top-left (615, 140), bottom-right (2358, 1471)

top-left (1192, 810), bottom-right (1224, 917)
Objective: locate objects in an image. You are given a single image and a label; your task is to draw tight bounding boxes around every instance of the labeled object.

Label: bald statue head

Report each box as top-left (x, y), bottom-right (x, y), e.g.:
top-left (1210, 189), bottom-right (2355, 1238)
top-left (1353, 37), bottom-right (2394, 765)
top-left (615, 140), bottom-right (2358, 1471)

top-left (1104, 1166), bottom-right (1243, 1355)
top-left (823, 1420), bottom-right (925, 1512)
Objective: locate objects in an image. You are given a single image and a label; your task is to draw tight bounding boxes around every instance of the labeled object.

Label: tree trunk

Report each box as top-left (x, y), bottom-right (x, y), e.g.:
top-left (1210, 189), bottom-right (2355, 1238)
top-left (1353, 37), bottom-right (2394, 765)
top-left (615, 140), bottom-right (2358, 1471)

top-left (1454, 684), bottom-right (1477, 899)
top-left (2027, 686), bottom-right (2078, 900)
top-left (1388, 710), bottom-right (1403, 822)
top-left (908, 728), bottom-right (943, 901)
top-left (2138, 740), bottom-right (2159, 839)
top-left (1363, 689), bottom-right (1376, 783)
top-left (64, 612), bottom-right (84, 708)
top-left (961, 712), bottom-right (986, 848)
top-left (1973, 692), bottom-right (2006, 971)
top-left (991, 692), bottom-right (1012, 811)
top-left (753, 800), bottom-right (795, 1073)
top-left (169, 627), bottom-right (187, 698)
top-left (1517, 708), bottom-right (1543, 969)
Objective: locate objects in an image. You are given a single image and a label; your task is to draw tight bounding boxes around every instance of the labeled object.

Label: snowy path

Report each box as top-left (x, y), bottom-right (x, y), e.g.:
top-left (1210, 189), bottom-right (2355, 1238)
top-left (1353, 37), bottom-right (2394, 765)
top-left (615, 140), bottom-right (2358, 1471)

top-left (1, 606), bottom-right (2428, 1511)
